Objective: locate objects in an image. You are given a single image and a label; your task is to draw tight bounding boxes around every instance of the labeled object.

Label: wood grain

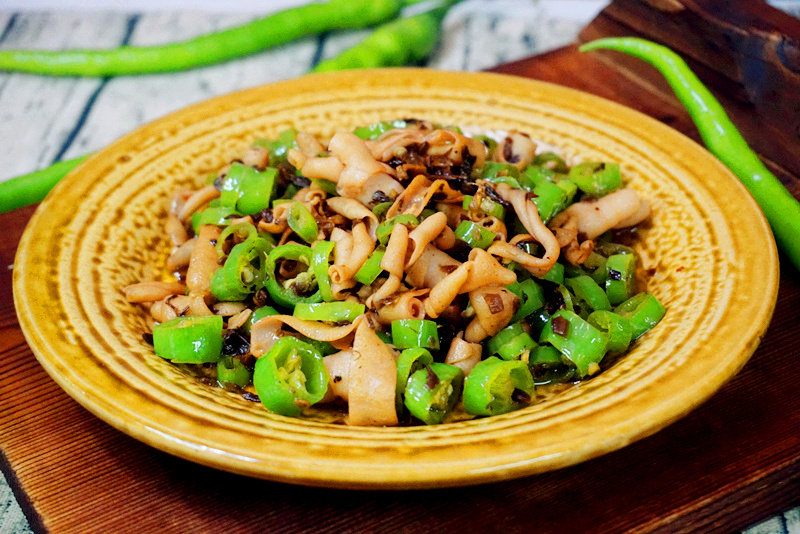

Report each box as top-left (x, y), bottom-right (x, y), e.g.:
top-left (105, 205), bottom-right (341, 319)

top-left (2, 2), bottom-right (800, 533)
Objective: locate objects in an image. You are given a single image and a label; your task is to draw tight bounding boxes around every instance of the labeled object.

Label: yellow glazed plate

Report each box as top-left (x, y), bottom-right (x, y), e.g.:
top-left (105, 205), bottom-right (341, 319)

top-left (13, 69), bottom-right (778, 489)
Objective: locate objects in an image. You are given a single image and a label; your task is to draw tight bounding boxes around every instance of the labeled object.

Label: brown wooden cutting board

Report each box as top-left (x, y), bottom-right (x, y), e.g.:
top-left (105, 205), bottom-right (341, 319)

top-left (2, 1), bottom-right (799, 532)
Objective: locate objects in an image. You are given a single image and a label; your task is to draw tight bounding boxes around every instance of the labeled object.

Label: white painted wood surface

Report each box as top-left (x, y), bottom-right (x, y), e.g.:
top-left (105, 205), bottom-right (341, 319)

top-left (1, 2), bottom-right (799, 534)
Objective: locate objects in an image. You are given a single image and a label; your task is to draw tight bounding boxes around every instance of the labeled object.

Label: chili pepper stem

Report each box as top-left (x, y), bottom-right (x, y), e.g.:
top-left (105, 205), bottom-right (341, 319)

top-left (580, 37), bottom-right (800, 271)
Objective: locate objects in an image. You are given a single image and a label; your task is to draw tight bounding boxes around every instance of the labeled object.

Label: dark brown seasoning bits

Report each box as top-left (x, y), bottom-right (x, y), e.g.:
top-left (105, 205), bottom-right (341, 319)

top-left (608, 269), bottom-right (622, 281)
top-left (142, 332), bottom-right (153, 344)
top-left (503, 139), bottom-right (520, 163)
top-left (552, 316), bottom-right (570, 337)
top-left (511, 388), bottom-right (531, 404)
top-left (242, 392), bottom-right (260, 402)
top-left (483, 293), bottom-right (505, 314)
top-left (425, 365), bottom-right (440, 390)
top-left (440, 264), bottom-right (458, 274)
top-left (333, 376), bottom-right (342, 383)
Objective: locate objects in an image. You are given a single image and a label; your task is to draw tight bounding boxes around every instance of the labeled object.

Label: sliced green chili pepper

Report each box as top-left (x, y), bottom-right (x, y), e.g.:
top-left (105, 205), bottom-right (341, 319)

top-left (395, 348), bottom-right (434, 414)
top-left (353, 120), bottom-right (408, 140)
top-left (454, 220), bottom-right (496, 249)
top-left (210, 235), bottom-right (272, 301)
top-left (568, 162), bottom-right (622, 198)
top-left (587, 310), bottom-right (633, 353)
top-left (372, 202), bottom-right (393, 219)
top-left (462, 195), bottom-right (506, 219)
top-left (582, 37), bottom-right (800, 271)
top-left (243, 306), bottom-right (279, 334)
top-left (463, 357), bottom-right (535, 416)
top-left (508, 279), bottom-right (546, 323)
top-left (391, 319), bottom-right (440, 350)
top-left (214, 222), bottom-right (259, 256)
top-left (529, 345), bottom-right (576, 385)
top-left (293, 302), bottom-right (365, 323)
top-left (533, 152), bottom-right (569, 173)
top-left (311, 178), bottom-right (338, 196)
top-left (479, 162), bottom-right (522, 188)
top-left (404, 363), bottom-right (463, 425)
top-left (540, 309), bottom-right (608, 378)
top-left (217, 356), bottom-right (252, 388)
top-left (614, 292), bottom-right (666, 339)
top-left (487, 322), bottom-right (538, 361)
top-left (153, 315), bottom-right (223, 364)
top-left (376, 214), bottom-right (419, 245)
top-left (583, 252), bottom-right (609, 285)
top-left (354, 247), bottom-right (386, 285)
top-left (537, 262), bottom-right (564, 284)
top-left (605, 253), bottom-right (637, 305)
top-left (252, 337), bottom-right (329, 417)
top-left (219, 163), bottom-right (277, 215)
top-left (191, 205), bottom-right (242, 233)
top-left (298, 336), bottom-right (338, 357)
top-left (531, 180), bottom-right (570, 222)
top-left (265, 243), bottom-right (321, 309)
top-left (565, 275), bottom-right (611, 315)
top-left (287, 201), bottom-right (319, 244)
top-left (310, 240), bottom-right (335, 302)
top-left (595, 240), bottom-right (635, 257)
top-left (253, 128), bottom-right (299, 165)
top-left (472, 135), bottom-right (498, 157)
top-left (312, 1), bottom-right (456, 72)
top-left (0, 0), bottom-right (404, 76)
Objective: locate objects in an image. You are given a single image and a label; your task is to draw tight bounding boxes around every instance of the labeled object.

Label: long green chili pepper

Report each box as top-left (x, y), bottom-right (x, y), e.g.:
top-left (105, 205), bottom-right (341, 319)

top-left (0, 155), bottom-right (87, 213)
top-left (581, 37), bottom-right (800, 271)
top-left (0, 0), bottom-right (404, 76)
top-left (312, 0), bottom-right (457, 73)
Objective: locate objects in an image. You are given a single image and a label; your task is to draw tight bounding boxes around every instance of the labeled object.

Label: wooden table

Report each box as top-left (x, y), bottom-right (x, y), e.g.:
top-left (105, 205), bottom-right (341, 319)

top-left (2, 1), bottom-right (799, 532)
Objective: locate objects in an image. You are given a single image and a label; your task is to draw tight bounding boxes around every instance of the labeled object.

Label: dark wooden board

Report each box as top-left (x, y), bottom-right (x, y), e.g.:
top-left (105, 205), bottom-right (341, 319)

top-left (3, 1), bottom-right (800, 532)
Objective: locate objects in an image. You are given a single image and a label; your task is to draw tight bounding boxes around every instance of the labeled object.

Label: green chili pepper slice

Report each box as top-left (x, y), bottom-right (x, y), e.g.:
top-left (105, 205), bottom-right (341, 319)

top-left (371, 202), bottom-right (393, 219)
top-left (353, 120), bottom-right (408, 140)
top-left (265, 243), bottom-right (322, 309)
top-left (210, 236), bottom-right (271, 302)
top-left (310, 240), bottom-right (335, 303)
top-left (191, 206), bottom-right (242, 233)
top-left (153, 315), bottom-right (223, 364)
top-left (243, 305), bottom-right (279, 334)
top-left (215, 222), bottom-right (259, 256)
top-left (531, 180), bottom-right (570, 223)
top-left (565, 275), bottom-right (612, 315)
top-left (537, 262), bottom-right (564, 284)
top-left (404, 363), bottom-right (464, 425)
top-left (463, 357), bottom-right (535, 416)
top-left (539, 309), bottom-right (608, 378)
top-left (219, 163), bottom-right (277, 214)
top-left (604, 253), bottom-right (637, 305)
top-left (391, 319), bottom-right (440, 350)
top-left (568, 162), bottom-right (622, 197)
top-left (287, 201), bottom-right (319, 244)
top-left (254, 128), bottom-right (299, 165)
top-left (353, 247), bottom-right (386, 285)
top-left (529, 345), bottom-right (576, 385)
top-left (298, 336), bottom-right (338, 357)
top-left (487, 322), bottom-right (538, 361)
top-left (613, 292), bottom-right (666, 339)
top-left (252, 337), bottom-right (329, 417)
top-left (454, 220), bottom-right (496, 249)
top-left (376, 214), bottom-right (419, 245)
top-left (479, 162), bottom-right (522, 188)
top-left (395, 348), bottom-right (434, 414)
top-left (587, 310), bottom-right (633, 353)
top-left (508, 279), bottom-right (546, 323)
top-left (533, 152), bottom-right (569, 173)
top-left (217, 356), bottom-right (252, 388)
top-left (293, 302), bottom-right (365, 323)
top-left (462, 195), bottom-right (505, 219)
top-left (310, 178), bottom-right (338, 196)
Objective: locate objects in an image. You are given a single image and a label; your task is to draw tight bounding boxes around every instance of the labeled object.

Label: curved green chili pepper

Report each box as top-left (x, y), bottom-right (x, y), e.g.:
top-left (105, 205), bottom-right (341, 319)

top-left (310, 240), bottom-right (335, 302)
top-left (529, 344), bottom-right (576, 385)
top-left (253, 337), bottom-right (329, 417)
top-left (153, 315), bottom-right (223, 364)
top-left (0, 0), bottom-right (404, 76)
top-left (210, 235), bottom-right (272, 301)
top-left (191, 205), bottom-right (242, 233)
top-left (463, 357), bottom-right (535, 416)
top-left (354, 120), bottom-right (409, 140)
top-left (533, 152), bottom-right (569, 173)
top-left (214, 222), bottom-right (259, 256)
top-left (217, 356), bottom-right (252, 388)
top-left (613, 292), bottom-right (666, 340)
top-left (0, 154), bottom-right (87, 214)
top-left (404, 363), bottom-right (463, 425)
top-left (219, 163), bottom-right (277, 215)
top-left (293, 302), bottom-right (365, 323)
top-left (486, 322), bottom-right (538, 361)
top-left (265, 243), bottom-right (322, 309)
top-left (312, 0), bottom-right (457, 73)
top-left (253, 128), bottom-right (299, 166)
top-left (462, 195), bottom-right (505, 219)
top-left (568, 162), bottom-right (622, 197)
top-left (287, 201), bottom-right (319, 244)
top-left (565, 275), bottom-right (611, 315)
top-left (508, 278), bottom-right (546, 323)
top-left (540, 309), bottom-right (608, 378)
top-left (581, 37), bottom-right (800, 271)
top-left (243, 305), bottom-right (279, 334)
top-left (587, 310), bottom-right (632, 353)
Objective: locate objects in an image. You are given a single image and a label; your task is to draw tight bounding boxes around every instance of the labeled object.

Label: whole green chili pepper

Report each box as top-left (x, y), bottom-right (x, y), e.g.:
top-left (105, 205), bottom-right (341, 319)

top-left (252, 337), bottom-right (329, 417)
top-left (310, 240), bottom-right (336, 302)
top-left (0, 0), bottom-right (404, 76)
top-left (312, 0), bottom-right (457, 73)
top-left (463, 357), bottom-right (535, 416)
top-left (404, 363), bottom-right (463, 425)
top-left (391, 319), bottom-right (440, 350)
top-left (0, 154), bottom-right (87, 213)
top-left (217, 356), bottom-right (252, 388)
top-left (265, 243), bottom-right (322, 308)
top-left (153, 315), bottom-right (224, 364)
top-left (581, 37), bottom-right (800, 271)
top-left (293, 301), bottom-right (365, 323)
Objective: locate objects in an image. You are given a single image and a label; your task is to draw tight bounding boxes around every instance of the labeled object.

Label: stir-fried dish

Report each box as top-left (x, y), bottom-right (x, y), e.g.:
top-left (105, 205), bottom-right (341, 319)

top-left (124, 119), bottom-right (665, 426)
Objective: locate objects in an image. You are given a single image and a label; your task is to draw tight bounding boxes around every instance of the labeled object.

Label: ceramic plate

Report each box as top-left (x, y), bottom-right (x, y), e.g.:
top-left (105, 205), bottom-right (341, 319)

top-left (13, 69), bottom-right (778, 489)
